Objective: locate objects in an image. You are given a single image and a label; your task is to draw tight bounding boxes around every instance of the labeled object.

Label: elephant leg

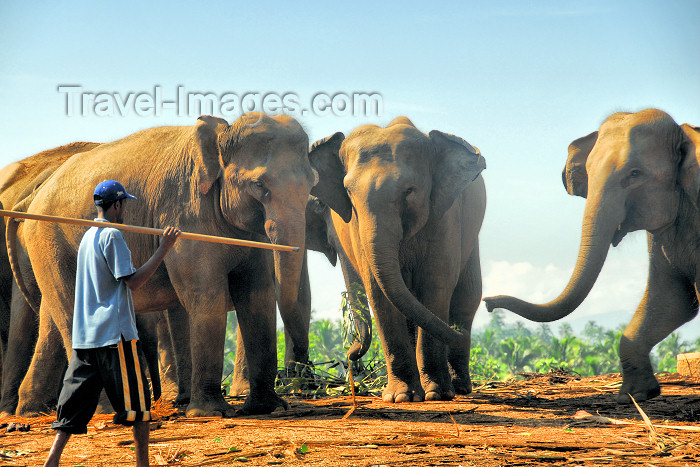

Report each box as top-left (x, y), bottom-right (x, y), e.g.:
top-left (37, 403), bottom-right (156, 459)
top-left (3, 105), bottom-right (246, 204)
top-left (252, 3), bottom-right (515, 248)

top-left (229, 260), bottom-right (287, 415)
top-left (0, 287), bottom-right (38, 417)
top-left (283, 254), bottom-right (316, 384)
top-left (183, 289), bottom-right (234, 417)
top-left (136, 313), bottom-right (161, 401)
top-left (617, 242), bottom-right (698, 403)
top-left (156, 312), bottom-right (177, 400)
top-left (166, 305), bottom-right (191, 405)
top-left (366, 277), bottom-right (423, 403)
top-left (414, 278), bottom-right (455, 402)
top-left (229, 323), bottom-right (250, 396)
top-left (448, 245), bottom-right (482, 395)
top-left (16, 306), bottom-right (67, 416)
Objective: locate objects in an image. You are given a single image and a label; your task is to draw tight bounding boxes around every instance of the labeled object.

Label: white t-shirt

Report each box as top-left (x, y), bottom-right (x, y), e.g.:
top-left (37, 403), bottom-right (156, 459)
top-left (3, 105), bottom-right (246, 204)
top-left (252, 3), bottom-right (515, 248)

top-left (72, 218), bottom-right (138, 349)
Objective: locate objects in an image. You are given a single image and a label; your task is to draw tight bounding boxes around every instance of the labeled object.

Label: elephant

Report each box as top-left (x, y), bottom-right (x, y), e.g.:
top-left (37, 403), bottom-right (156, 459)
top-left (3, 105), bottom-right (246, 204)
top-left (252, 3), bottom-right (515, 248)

top-left (309, 117), bottom-right (486, 403)
top-left (0, 142), bottom-right (101, 417)
top-left (0, 144), bottom-right (187, 416)
top-left (10, 113), bottom-right (338, 416)
top-left (484, 109), bottom-right (700, 403)
top-left (228, 194), bottom-right (372, 396)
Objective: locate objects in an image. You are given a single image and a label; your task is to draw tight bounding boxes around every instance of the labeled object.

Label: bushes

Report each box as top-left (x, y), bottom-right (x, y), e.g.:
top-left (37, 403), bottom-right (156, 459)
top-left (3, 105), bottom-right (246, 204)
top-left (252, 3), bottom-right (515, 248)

top-left (221, 297), bottom-right (700, 391)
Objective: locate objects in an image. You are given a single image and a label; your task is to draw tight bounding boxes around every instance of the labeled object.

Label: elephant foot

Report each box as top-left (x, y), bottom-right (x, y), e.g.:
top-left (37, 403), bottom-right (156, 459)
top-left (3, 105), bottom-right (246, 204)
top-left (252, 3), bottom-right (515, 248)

top-left (614, 384), bottom-right (661, 404)
top-left (616, 355), bottom-right (661, 404)
top-left (382, 381), bottom-right (425, 403)
top-left (423, 380), bottom-right (456, 401)
top-left (174, 393), bottom-right (191, 407)
top-left (236, 392), bottom-right (289, 415)
top-left (452, 376), bottom-right (473, 395)
top-left (17, 406), bottom-right (54, 417)
top-left (0, 400), bottom-right (18, 418)
top-left (228, 381), bottom-right (250, 397)
top-left (425, 389), bottom-right (456, 401)
top-left (16, 399), bottom-right (56, 418)
top-left (186, 396), bottom-right (236, 418)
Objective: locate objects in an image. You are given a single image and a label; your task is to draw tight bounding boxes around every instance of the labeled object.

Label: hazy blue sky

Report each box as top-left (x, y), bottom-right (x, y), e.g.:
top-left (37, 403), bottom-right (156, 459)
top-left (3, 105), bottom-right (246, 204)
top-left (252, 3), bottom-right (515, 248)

top-left (1, 1), bottom-right (699, 337)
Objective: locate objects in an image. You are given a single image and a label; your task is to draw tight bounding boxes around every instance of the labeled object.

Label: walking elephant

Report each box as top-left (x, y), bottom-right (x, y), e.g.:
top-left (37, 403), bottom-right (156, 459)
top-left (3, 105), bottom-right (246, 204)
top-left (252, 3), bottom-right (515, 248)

top-left (484, 109), bottom-right (700, 403)
top-left (309, 117), bottom-right (486, 403)
top-left (11, 113), bottom-right (338, 416)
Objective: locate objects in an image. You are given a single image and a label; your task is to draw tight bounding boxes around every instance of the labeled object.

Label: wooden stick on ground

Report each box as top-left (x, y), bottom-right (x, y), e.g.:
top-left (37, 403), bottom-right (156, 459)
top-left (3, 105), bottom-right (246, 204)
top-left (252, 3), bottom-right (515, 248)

top-left (0, 209), bottom-right (299, 252)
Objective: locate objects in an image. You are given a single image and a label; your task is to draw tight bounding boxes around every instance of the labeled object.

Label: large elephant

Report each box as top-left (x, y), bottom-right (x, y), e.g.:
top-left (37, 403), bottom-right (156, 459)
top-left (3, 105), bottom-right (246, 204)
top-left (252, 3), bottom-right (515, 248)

top-left (310, 117), bottom-right (486, 403)
top-left (0, 142), bottom-right (100, 416)
top-left (228, 195), bottom-right (372, 396)
top-left (484, 109), bottom-right (700, 403)
top-left (0, 144), bottom-right (171, 417)
top-left (11, 113), bottom-right (337, 416)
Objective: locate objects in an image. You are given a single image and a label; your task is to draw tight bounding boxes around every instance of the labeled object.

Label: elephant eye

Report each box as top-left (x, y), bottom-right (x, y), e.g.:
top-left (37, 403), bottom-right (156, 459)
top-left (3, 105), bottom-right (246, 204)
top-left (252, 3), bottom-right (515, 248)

top-left (630, 169), bottom-right (642, 178)
top-left (404, 187), bottom-right (415, 196)
top-left (252, 180), bottom-right (270, 198)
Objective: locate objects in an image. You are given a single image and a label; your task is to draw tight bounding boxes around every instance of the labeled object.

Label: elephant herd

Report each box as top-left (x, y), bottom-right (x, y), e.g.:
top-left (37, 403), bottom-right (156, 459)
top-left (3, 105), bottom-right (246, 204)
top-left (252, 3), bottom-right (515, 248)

top-left (0, 108), bottom-right (697, 418)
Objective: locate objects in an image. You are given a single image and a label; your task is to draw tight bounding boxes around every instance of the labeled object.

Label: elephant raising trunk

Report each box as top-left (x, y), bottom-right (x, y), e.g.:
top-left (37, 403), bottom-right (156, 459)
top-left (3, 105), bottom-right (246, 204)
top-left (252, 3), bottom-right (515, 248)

top-left (488, 109), bottom-right (700, 404)
top-left (484, 189), bottom-right (626, 321)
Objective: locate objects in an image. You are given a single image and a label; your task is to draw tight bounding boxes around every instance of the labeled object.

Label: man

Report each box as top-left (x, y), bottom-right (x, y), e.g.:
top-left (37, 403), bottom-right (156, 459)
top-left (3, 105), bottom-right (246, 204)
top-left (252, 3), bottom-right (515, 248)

top-left (44, 180), bottom-right (181, 467)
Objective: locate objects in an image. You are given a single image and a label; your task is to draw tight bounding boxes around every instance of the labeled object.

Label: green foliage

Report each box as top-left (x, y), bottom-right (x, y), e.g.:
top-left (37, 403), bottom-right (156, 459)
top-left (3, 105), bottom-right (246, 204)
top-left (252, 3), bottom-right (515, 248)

top-left (221, 297), bottom-right (699, 392)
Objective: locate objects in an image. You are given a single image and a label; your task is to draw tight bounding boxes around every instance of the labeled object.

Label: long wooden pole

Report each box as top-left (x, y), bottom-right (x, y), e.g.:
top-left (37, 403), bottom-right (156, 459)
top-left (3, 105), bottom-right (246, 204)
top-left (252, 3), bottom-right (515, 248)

top-left (0, 209), bottom-right (300, 252)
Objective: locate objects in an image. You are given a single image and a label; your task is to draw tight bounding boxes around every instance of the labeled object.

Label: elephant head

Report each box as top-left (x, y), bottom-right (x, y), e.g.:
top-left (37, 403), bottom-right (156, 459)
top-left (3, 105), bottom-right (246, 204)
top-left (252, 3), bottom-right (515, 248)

top-left (193, 113), bottom-right (319, 346)
top-left (304, 195), bottom-right (337, 266)
top-left (484, 109), bottom-right (700, 321)
top-left (311, 117), bottom-right (485, 347)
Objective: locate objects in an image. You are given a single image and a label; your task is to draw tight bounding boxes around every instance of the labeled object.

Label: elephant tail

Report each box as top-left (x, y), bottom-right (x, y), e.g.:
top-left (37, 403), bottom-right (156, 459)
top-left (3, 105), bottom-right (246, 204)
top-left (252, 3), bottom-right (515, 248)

top-left (6, 191), bottom-right (44, 314)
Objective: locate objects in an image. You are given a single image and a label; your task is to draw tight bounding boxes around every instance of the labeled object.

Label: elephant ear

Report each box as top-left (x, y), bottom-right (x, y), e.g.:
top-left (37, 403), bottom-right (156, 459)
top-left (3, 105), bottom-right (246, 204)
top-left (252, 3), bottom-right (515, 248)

top-left (428, 130), bottom-right (486, 219)
top-left (563, 131), bottom-right (597, 198)
top-left (305, 196), bottom-right (338, 266)
top-left (679, 124), bottom-right (700, 208)
top-left (194, 115), bottom-right (228, 195)
top-left (309, 132), bottom-right (353, 223)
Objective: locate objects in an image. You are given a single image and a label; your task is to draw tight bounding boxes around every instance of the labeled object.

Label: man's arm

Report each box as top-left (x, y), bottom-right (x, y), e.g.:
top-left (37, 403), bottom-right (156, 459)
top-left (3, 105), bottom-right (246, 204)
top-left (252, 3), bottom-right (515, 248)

top-left (123, 226), bottom-right (180, 291)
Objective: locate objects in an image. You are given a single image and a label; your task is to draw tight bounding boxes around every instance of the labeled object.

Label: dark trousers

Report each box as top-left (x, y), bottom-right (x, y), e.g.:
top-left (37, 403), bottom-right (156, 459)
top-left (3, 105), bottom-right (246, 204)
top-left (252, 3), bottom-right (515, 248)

top-left (52, 338), bottom-right (151, 434)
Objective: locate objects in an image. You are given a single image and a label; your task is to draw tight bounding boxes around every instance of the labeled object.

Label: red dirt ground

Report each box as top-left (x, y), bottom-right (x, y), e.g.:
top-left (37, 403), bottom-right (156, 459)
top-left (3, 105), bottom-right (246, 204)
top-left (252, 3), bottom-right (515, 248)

top-left (1, 372), bottom-right (698, 466)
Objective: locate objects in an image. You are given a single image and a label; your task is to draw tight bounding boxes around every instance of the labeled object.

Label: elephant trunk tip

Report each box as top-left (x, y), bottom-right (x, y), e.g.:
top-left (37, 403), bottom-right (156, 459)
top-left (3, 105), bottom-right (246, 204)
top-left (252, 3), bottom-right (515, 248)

top-left (346, 341), bottom-right (364, 361)
top-left (449, 330), bottom-right (471, 349)
top-left (483, 295), bottom-right (509, 313)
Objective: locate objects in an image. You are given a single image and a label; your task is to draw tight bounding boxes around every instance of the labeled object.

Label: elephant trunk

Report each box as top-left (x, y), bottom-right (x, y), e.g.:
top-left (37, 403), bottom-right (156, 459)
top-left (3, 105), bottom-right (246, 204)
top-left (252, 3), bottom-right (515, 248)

top-left (484, 189), bottom-right (625, 321)
top-left (267, 219), bottom-right (308, 360)
top-left (361, 219), bottom-right (467, 348)
top-left (345, 283), bottom-right (372, 361)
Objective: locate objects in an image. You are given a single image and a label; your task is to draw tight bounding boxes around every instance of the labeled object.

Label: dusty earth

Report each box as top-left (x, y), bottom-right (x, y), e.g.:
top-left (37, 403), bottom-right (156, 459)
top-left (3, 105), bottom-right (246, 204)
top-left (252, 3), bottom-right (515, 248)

top-left (1, 372), bottom-right (699, 466)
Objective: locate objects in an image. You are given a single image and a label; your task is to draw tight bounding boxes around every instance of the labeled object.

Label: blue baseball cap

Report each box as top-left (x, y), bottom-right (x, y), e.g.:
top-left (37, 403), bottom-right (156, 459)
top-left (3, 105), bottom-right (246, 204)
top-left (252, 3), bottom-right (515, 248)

top-left (93, 180), bottom-right (137, 206)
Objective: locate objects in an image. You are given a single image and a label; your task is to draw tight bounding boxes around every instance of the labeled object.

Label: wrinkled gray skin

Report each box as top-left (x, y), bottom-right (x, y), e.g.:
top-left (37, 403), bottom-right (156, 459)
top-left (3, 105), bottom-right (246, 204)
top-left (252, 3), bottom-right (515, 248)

top-left (11, 113), bottom-right (336, 416)
top-left (313, 117), bottom-right (486, 403)
top-left (0, 143), bottom-right (99, 417)
top-left (484, 109), bottom-right (700, 403)
top-left (228, 195), bottom-right (371, 396)
top-left (0, 145), bottom-right (174, 416)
